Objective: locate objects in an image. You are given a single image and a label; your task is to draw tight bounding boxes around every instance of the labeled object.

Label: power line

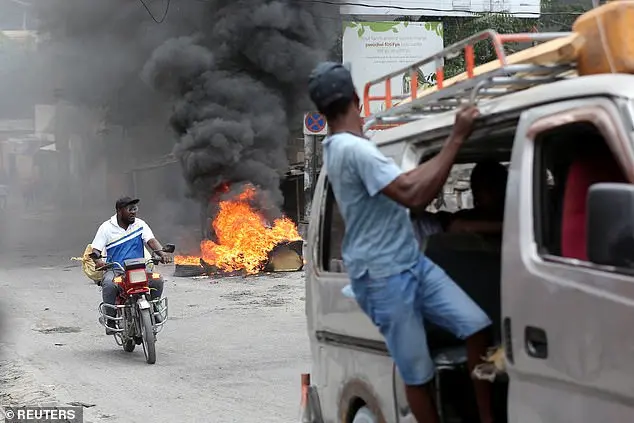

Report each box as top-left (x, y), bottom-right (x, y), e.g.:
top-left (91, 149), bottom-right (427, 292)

top-left (138, 0), bottom-right (171, 23)
top-left (294, 0), bottom-right (585, 17)
top-left (188, 0), bottom-right (584, 17)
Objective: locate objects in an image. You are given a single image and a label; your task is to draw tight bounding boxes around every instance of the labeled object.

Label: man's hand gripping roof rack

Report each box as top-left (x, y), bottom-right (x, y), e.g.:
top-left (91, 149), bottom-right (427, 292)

top-left (362, 30), bottom-right (576, 132)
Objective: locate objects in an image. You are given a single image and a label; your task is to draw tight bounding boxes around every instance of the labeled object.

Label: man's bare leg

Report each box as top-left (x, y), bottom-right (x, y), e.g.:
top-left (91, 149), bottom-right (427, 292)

top-left (466, 329), bottom-right (494, 423)
top-left (405, 384), bottom-right (440, 423)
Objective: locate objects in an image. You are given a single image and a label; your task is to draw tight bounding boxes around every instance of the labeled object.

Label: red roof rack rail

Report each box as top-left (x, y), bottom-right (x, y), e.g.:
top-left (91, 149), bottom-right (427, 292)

top-left (362, 30), bottom-right (575, 131)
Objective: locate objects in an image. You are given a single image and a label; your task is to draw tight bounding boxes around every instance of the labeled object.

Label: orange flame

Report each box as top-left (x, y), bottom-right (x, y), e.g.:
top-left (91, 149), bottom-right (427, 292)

top-left (175, 184), bottom-right (301, 274)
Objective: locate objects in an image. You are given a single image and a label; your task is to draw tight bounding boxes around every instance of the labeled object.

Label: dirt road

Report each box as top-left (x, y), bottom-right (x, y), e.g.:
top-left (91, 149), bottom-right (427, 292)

top-left (0, 260), bottom-right (310, 423)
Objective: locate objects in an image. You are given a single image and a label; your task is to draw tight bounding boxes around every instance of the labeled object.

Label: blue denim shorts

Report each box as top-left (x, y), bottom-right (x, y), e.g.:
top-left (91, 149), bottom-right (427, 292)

top-left (350, 254), bottom-right (491, 385)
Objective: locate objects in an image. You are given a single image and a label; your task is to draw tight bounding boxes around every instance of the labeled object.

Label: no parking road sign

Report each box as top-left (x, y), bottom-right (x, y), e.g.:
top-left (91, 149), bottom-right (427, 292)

top-left (303, 112), bottom-right (328, 135)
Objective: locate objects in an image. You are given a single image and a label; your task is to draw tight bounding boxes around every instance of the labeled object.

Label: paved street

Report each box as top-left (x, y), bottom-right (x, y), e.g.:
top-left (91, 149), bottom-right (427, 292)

top-left (0, 207), bottom-right (311, 423)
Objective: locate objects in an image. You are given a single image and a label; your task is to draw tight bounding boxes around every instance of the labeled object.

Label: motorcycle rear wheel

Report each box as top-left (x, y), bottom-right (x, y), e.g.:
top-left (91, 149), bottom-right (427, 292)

top-left (140, 308), bottom-right (156, 364)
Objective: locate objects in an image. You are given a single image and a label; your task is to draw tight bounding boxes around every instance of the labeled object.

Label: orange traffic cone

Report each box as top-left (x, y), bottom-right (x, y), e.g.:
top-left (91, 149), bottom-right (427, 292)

top-left (298, 373), bottom-right (312, 423)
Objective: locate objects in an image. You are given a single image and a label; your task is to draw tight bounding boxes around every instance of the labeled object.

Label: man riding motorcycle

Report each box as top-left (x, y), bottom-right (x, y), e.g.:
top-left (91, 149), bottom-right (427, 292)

top-left (90, 197), bottom-right (173, 334)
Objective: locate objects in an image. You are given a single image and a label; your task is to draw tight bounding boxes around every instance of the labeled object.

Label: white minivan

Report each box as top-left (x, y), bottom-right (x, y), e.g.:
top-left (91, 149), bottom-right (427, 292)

top-left (302, 28), bottom-right (634, 423)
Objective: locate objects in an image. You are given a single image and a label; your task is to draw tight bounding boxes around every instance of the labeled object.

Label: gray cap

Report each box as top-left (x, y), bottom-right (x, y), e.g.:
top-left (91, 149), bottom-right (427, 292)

top-left (308, 62), bottom-right (356, 113)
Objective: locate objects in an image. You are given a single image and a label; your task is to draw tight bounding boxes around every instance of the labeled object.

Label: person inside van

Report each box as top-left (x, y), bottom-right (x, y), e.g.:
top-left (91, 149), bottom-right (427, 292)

top-left (308, 62), bottom-right (494, 423)
top-left (412, 160), bottom-right (508, 242)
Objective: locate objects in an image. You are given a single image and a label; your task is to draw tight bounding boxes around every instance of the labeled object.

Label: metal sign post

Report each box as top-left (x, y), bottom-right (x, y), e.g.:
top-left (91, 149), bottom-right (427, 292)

top-left (302, 113), bottom-right (328, 222)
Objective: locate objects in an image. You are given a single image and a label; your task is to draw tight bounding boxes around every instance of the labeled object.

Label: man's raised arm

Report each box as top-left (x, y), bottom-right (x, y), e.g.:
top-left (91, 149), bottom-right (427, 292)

top-left (381, 106), bottom-right (479, 211)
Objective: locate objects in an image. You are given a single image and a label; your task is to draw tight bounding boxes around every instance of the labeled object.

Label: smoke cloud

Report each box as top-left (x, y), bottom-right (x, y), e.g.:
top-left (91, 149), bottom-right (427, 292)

top-left (142, 0), bottom-right (338, 207)
top-left (28, 0), bottom-right (338, 213)
top-left (0, 0), bottom-right (339, 258)
top-left (31, 0), bottom-right (203, 150)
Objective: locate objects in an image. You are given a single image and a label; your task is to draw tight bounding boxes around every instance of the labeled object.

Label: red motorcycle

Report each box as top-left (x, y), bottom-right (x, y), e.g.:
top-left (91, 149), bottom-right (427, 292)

top-left (97, 244), bottom-right (174, 364)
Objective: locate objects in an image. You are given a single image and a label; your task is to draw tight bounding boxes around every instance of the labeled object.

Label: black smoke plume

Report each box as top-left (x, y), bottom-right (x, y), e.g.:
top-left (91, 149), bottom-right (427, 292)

top-left (31, 1), bottom-right (210, 156)
top-left (142, 0), bottom-right (338, 207)
top-left (27, 0), bottom-right (337, 247)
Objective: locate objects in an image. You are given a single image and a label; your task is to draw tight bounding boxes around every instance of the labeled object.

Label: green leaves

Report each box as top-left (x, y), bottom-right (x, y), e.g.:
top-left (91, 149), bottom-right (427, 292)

top-left (343, 20), bottom-right (447, 40)
top-left (423, 22), bottom-right (444, 38)
top-left (343, 21), bottom-right (406, 38)
top-left (366, 22), bottom-right (401, 32)
top-left (440, 0), bottom-right (587, 78)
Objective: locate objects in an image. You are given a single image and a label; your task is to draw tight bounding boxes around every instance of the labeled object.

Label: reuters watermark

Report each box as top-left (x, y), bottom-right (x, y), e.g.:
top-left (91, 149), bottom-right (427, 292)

top-left (2, 406), bottom-right (83, 422)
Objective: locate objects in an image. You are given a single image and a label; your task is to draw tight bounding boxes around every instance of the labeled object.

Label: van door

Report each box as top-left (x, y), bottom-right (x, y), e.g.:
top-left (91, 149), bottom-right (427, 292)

top-left (304, 139), bottom-right (420, 423)
top-left (307, 139), bottom-right (418, 341)
top-left (503, 97), bottom-right (634, 422)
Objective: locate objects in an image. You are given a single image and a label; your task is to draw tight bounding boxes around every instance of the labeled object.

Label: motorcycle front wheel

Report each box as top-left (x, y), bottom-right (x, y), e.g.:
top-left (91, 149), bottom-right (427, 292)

top-left (139, 308), bottom-right (156, 364)
top-left (121, 308), bottom-right (135, 352)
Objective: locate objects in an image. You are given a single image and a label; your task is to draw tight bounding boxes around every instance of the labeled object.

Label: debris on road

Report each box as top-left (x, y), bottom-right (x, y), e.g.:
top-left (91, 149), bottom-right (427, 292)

top-left (35, 326), bottom-right (81, 334)
top-left (67, 401), bottom-right (96, 408)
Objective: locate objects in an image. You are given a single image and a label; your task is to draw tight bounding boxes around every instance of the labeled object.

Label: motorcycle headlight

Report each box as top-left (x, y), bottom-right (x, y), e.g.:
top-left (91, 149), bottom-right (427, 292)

top-left (128, 269), bottom-right (148, 283)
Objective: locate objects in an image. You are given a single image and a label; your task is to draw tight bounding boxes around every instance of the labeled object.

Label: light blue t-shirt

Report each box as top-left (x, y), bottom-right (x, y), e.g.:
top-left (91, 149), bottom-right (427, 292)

top-left (323, 132), bottom-right (420, 280)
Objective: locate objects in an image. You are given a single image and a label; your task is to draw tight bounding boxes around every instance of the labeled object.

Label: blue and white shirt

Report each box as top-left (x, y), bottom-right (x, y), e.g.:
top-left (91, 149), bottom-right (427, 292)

top-left (91, 215), bottom-right (155, 265)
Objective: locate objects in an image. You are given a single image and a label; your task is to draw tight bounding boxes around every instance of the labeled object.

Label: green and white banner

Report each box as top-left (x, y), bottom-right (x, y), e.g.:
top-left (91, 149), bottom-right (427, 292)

top-left (342, 21), bottom-right (444, 114)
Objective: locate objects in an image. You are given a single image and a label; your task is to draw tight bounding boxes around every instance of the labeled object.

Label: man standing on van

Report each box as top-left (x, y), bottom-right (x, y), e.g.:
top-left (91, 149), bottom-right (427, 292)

top-left (308, 62), bottom-right (493, 423)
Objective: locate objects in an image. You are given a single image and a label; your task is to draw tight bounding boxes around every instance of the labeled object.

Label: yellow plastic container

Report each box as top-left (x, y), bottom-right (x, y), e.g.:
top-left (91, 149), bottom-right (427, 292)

top-left (573, 1), bottom-right (634, 75)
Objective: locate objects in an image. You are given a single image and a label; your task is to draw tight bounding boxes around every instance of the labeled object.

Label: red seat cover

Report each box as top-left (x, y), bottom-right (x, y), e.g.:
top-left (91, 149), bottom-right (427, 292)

top-left (561, 153), bottom-right (626, 260)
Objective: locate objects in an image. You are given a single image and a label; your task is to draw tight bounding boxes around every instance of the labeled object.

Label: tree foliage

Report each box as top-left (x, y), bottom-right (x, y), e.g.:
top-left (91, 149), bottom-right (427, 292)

top-left (441, 0), bottom-right (589, 78)
top-left (329, 1), bottom-right (591, 87)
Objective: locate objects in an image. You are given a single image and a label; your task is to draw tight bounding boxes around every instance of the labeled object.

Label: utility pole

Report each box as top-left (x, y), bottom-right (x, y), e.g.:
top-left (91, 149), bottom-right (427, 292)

top-left (303, 133), bottom-right (315, 222)
top-left (53, 89), bottom-right (71, 208)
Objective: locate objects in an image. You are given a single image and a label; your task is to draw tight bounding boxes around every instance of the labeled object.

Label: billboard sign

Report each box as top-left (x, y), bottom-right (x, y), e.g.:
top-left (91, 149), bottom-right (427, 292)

top-left (343, 21), bottom-right (444, 115)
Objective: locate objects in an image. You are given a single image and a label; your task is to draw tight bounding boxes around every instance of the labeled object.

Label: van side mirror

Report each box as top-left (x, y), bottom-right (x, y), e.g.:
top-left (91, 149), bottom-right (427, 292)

top-left (587, 183), bottom-right (634, 268)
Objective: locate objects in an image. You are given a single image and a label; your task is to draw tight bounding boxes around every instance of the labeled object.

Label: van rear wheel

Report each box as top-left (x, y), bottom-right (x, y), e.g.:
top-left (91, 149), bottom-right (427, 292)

top-left (352, 406), bottom-right (377, 423)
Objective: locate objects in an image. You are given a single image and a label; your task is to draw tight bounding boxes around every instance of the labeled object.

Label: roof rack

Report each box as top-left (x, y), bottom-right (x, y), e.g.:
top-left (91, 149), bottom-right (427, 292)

top-left (362, 30), bottom-right (577, 132)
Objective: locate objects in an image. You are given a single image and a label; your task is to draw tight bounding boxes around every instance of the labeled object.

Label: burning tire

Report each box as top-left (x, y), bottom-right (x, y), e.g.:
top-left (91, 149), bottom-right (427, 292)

top-left (264, 240), bottom-right (304, 272)
top-left (173, 264), bottom-right (206, 278)
top-left (174, 184), bottom-right (304, 276)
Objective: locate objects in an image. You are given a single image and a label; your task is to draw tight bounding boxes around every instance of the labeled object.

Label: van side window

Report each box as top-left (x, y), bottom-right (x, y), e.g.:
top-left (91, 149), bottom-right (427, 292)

top-left (320, 182), bottom-right (346, 273)
top-left (533, 121), bottom-right (627, 260)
